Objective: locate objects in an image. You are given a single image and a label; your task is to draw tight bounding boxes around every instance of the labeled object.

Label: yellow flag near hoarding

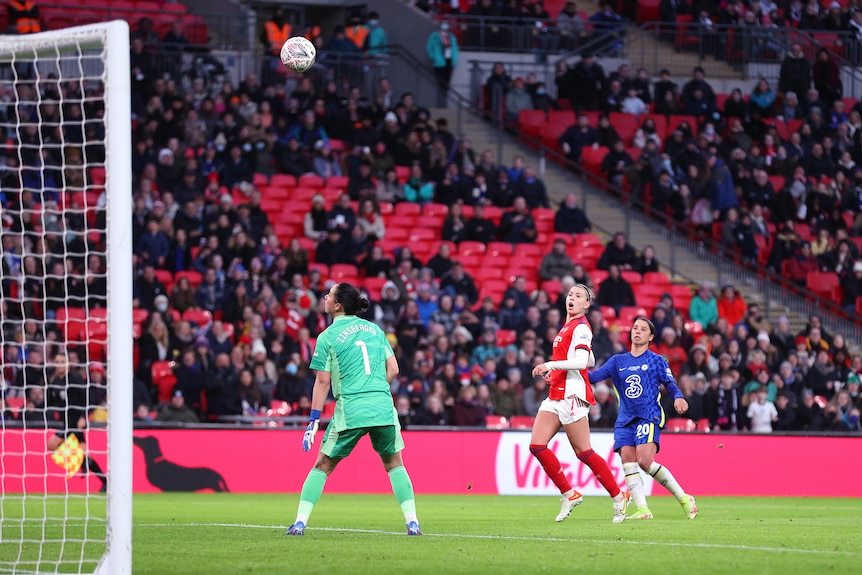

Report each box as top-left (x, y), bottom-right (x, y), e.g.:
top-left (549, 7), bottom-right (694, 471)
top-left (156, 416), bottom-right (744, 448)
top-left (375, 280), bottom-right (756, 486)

top-left (51, 435), bottom-right (85, 478)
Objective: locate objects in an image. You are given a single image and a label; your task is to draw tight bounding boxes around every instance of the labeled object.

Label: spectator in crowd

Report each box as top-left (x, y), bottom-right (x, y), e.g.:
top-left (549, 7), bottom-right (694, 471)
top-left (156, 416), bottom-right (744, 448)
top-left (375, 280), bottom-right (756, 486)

top-left (440, 261), bottom-right (478, 304)
top-left (505, 77), bottom-right (534, 123)
top-left (404, 163), bottom-right (435, 204)
top-left (570, 53), bottom-right (606, 111)
top-left (451, 385), bottom-right (486, 426)
top-left (596, 264), bottom-right (636, 313)
top-left (516, 166), bottom-right (550, 209)
top-left (157, 388), bottom-right (200, 424)
top-left (600, 139), bottom-right (634, 189)
top-left (466, 203), bottom-right (498, 243)
top-left (716, 284), bottom-right (747, 329)
top-left (597, 232), bottom-right (638, 270)
top-left (840, 261), bottom-right (862, 312)
top-left (813, 48), bottom-right (843, 108)
top-left (499, 197), bottom-right (537, 244)
top-left (689, 284), bottom-right (717, 329)
top-left (786, 242), bottom-right (819, 285)
top-left (779, 43), bottom-right (812, 100)
top-left (634, 245), bottom-right (659, 274)
top-left (559, 113), bottom-right (599, 163)
top-left (426, 21), bottom-right (460, 106)
top-left (555, 192), bottom-right (591, 235)
top-left (540, 239), bottom-right (575, 281)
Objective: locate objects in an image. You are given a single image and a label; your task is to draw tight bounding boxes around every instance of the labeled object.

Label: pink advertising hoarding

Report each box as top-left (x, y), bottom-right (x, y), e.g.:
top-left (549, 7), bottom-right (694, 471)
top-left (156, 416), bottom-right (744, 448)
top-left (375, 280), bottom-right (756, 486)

top-left (1, 430), bottom-right (858, 497)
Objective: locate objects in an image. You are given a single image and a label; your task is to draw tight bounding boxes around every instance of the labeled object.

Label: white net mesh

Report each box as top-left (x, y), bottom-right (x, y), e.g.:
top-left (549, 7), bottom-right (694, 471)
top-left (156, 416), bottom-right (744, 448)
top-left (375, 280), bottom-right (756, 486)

top-left (0, 23), bottom-right (130, 575)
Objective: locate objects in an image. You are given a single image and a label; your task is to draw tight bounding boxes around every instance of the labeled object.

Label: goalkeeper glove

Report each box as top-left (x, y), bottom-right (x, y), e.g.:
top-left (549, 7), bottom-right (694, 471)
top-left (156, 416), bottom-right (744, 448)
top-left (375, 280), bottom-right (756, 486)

top-left (302, 410), bottom-right (321, 452)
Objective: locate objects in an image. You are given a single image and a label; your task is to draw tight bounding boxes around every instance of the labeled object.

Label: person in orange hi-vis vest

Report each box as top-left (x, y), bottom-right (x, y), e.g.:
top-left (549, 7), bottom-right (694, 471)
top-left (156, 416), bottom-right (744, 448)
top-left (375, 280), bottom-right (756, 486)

top-left (7, 0), bottom-right (41, 34)
top-left (260, 7), bottom-right (292, 87)
top-left (345, 15), bottom-right (368, 51)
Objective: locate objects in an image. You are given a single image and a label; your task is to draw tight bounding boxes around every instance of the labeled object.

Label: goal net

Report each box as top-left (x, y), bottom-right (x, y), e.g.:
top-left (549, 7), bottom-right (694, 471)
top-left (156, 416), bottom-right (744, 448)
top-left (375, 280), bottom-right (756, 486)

top-left (0, 22), bottom-right (132, 574)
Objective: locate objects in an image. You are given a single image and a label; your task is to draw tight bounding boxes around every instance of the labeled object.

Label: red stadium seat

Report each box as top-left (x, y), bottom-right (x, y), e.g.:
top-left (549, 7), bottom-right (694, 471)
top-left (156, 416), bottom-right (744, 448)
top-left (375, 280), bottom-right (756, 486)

top-left (518, 109), bottom-right (546, 139)
top-left (806, 271), bottom-right (839, 299)
top-left (475, 267), bottom-right (505, 282)
top-left (667, 115), bottom-right (699, 135)
top-left (509, 415), bottom-right (535, 429)
top-left (459, 241), bottom-right (487, 256)
top-left (395, 203), bottom-right (421, 217)
top-left (57, 307), bottom-right (88, 343)
top-left (485, 415), bottom-right (510, 429)
top-left (6, 396), bottom-right (25, 418)
top-left (152, 361), bottom-right (177, 404)
top-left (331, 264), bottom-right (360, 280)
top-left (609, 112), bottom-right (639, 143)
top-left (487, 242), bottom-right (514, 258)
top-left (325, 175), bottom-right (349, 190)
top-left (496, 329), bottom-right (517, 347)
top-left (298, 173), bottom-right (325, 188)
top-left (666, 418), bottom-right (696, 432)
top-left (270, 174), bottom-right (297, 188)
top-left (696, 418), bottom-right (711, 432)
top-left (643, 271), bottom-right (670, 286)
top-left (268, 399), bottom-right (292, 417)
top-left (182, 309), bottom-right (213, 327)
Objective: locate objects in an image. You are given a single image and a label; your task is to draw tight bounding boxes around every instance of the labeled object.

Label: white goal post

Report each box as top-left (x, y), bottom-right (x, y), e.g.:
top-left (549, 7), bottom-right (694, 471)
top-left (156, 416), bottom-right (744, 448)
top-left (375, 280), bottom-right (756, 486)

top-left (0, 21), bottom-right (132, 575)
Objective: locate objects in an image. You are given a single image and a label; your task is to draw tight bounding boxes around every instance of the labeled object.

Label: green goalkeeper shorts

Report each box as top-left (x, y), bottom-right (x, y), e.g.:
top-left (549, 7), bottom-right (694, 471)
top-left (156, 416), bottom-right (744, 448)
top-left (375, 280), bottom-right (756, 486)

top-left (320, 424), bottom-right (405, 459)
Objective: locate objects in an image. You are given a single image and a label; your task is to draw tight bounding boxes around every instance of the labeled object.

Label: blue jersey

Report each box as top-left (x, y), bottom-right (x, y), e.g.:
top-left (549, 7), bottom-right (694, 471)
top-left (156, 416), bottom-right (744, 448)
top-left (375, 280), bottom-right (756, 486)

top-left (589, 350), bottom-right (683, 428)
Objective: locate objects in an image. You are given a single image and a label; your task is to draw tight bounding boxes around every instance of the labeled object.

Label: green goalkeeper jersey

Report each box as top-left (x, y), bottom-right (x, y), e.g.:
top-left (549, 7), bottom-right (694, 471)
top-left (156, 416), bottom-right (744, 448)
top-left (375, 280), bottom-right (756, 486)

top-left (310, 315), bottom-right (397, 432)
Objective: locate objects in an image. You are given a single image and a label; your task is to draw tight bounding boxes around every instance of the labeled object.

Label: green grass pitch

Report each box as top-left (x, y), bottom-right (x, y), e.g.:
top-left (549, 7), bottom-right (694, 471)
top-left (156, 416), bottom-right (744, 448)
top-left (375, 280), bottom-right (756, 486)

top-left (2, 494), bottom-right (861, 574)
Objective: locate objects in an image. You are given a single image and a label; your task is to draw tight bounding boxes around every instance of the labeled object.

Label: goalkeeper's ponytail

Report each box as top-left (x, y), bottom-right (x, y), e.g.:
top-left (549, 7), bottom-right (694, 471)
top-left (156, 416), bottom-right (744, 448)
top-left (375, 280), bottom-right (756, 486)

top-left (333, 282), bottom-right (369, 315)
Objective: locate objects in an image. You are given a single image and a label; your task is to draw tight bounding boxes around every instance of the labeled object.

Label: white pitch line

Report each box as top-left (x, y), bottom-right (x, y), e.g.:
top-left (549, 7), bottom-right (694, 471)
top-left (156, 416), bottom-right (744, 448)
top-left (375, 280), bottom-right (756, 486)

top-left (135, 522), bottom-right (861, 557)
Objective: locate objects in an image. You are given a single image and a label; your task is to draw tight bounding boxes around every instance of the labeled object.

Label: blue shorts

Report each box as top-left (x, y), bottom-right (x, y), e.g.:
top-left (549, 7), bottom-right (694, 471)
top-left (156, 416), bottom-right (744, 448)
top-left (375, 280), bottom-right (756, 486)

top-left (614, 419), bottom-right (661, 453)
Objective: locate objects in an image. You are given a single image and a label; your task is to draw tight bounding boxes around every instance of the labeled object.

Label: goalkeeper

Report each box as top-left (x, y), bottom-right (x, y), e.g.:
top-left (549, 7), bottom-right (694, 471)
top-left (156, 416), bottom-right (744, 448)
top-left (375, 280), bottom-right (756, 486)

top-left (286, 282), bottom-right (422, 536)
top-left (588, 317), bottom-right (697, 520)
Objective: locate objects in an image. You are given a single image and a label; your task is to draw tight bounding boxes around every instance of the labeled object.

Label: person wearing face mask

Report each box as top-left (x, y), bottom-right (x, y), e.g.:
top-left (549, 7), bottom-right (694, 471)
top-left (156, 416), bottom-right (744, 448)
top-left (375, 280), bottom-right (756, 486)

top-left (278, 359), bottom-right (309, 404)
top-left (531, 82), bottom-right (558, 112)
top-left (363, 11), bottom-right (388, 55)
top-left (426, 21), bottom-right (460, 107)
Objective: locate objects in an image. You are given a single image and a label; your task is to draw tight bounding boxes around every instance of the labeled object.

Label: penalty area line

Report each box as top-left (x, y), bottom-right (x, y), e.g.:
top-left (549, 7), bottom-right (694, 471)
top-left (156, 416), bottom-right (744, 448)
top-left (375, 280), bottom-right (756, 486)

top-left (136, 523), bottom-right (860, 557)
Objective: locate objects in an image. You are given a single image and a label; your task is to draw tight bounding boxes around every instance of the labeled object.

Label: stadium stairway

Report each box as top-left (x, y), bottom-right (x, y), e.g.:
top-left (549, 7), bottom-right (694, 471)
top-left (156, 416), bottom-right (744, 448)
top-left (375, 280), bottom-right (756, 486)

top-left (429, 105), bottom-right (824, 342)
top-left (621, 24), bottom-right (737, 80)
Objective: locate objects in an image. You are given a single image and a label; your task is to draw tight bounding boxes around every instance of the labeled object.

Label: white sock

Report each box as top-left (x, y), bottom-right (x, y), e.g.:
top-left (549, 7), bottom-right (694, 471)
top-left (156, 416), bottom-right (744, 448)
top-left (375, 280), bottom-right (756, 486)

top-left (296, 513), bottom-right (310, 525)
top-left (647, 462), bottom-right (685, 499)
top-left (562, 488), bottom-right (575, 498)
top-left (623, 462), bottom-right (648, 509)
top-left (404, 511), bottom-right (418, 524)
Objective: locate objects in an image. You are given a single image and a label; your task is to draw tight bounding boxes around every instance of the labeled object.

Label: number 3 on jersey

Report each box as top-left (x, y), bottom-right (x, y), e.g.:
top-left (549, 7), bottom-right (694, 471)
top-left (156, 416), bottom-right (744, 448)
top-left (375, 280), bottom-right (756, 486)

top-left (355, 340), bottom-right (371, 375)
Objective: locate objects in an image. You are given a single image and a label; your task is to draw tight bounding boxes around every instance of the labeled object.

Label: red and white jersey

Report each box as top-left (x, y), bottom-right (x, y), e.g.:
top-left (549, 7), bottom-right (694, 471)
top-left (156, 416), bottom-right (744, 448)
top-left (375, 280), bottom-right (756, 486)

top-left (548, 316), bottom-right (595, 404)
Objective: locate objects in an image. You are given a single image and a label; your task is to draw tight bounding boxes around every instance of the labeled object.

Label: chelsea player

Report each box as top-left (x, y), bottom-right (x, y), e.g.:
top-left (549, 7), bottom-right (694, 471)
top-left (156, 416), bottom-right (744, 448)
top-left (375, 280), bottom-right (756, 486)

top-left (589, 317), bottom-right (698, 520)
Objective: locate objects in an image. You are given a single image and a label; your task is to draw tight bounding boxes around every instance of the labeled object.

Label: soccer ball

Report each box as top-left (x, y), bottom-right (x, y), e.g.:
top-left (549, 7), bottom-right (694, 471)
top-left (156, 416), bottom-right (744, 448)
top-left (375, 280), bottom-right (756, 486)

top-left (280, 36), bottom-right (316, 73)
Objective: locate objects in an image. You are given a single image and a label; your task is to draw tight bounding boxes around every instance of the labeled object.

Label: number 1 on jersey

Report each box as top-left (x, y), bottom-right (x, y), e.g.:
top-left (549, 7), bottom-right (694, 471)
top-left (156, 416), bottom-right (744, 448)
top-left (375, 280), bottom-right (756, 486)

top-left (355, 340), bottom-right (371, 375)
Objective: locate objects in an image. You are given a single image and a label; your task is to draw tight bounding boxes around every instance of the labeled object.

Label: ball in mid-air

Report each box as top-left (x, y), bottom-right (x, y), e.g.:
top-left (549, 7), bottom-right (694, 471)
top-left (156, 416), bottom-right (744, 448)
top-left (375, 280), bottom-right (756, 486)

top-left (280, 36), bottom-right (316, 73)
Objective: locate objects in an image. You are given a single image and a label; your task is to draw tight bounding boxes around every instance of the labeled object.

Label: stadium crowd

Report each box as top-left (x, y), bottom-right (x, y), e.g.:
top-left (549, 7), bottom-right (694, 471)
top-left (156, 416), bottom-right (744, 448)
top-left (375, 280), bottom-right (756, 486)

top-left (0, 6), bottom-right (859, 436)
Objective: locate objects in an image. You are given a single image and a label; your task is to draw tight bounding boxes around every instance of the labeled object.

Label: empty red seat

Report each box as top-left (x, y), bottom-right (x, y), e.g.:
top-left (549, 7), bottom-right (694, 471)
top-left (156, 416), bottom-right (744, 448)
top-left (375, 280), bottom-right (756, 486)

top-left (152, 361), bottom-right (177, 404)
top-left (331, 264), bottom-right (359, 280)
top-left (666, 418), bottom-right (696, 432)
top-left (806, 271), bottom-right (839, 299)
top-left (485, 415), bottom-right (510, 429)
top-left (496, 329), bottom-right (517, 347)
top-left (509, 415), bottom-right (535, 429)
top-left (182, 309), bottom-right (213, 327)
